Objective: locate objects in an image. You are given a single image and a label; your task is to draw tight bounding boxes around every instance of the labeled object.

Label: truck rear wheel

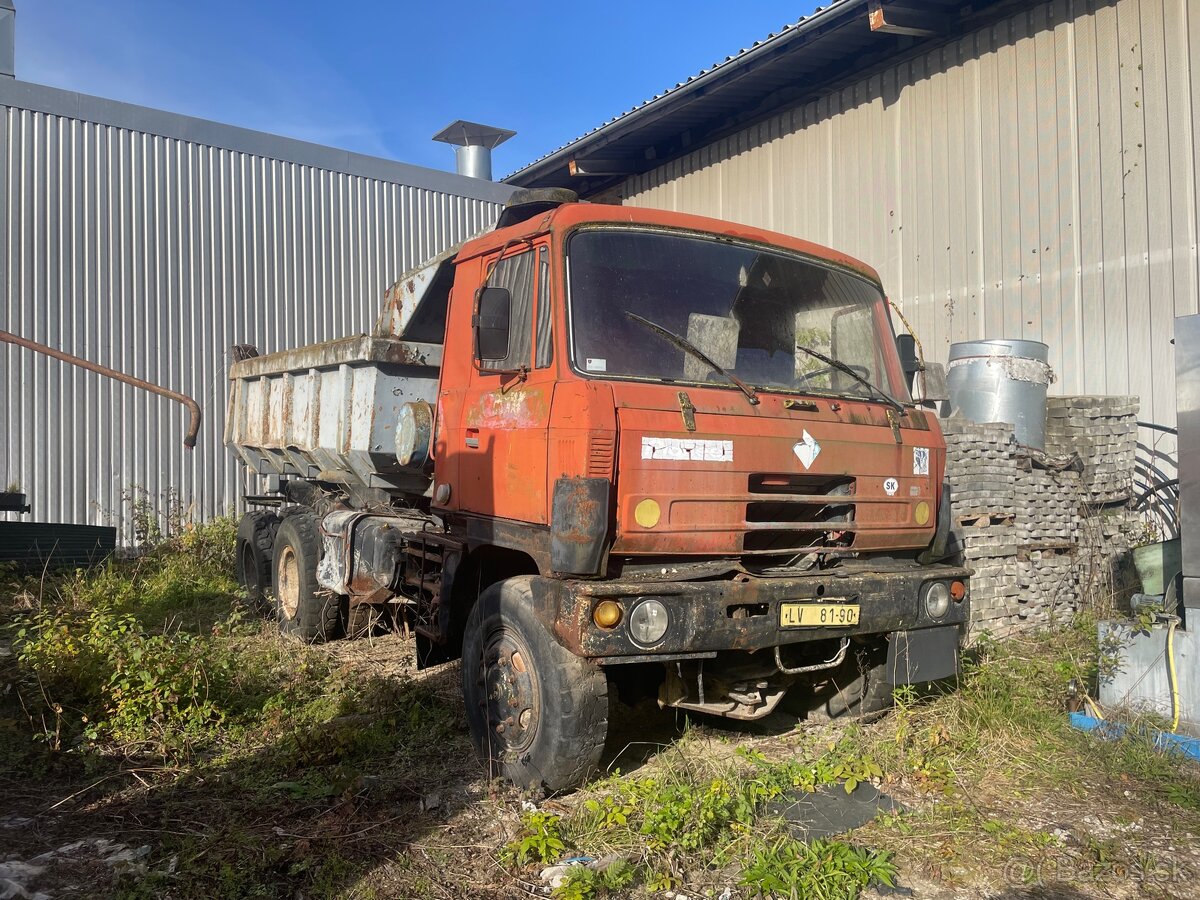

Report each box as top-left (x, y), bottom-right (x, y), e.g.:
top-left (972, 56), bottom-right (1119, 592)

top-left (271, 512), bottom-right (342, 643)
top-left (461, 576), bottom-right (608, 793)
top-left (235, 511), bottom-right (280, 612)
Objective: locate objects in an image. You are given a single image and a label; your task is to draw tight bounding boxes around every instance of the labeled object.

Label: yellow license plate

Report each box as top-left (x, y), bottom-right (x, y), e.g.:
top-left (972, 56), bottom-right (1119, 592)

top-left (779, 603), bottom-right (860, 628)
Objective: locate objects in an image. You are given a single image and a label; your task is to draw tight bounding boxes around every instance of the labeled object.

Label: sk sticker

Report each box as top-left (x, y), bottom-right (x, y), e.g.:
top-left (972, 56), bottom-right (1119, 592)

top-left (794, 430), bottom-right (821, 470)
top-left (884, 477), bottom-right (900, 496)
top-left (913, 447), bottom-right (930, 476)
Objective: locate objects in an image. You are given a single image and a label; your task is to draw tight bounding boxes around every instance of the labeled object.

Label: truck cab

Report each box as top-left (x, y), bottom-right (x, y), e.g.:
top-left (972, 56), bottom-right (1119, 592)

top-left (226, 190), bottom-right (969, 792)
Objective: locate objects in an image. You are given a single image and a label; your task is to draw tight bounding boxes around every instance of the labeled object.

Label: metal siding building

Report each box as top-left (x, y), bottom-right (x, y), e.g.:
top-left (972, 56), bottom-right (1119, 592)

top-left (513, 0), bottom-right (1197, 472)
top-left (0, 79), bottom-right (513, 538)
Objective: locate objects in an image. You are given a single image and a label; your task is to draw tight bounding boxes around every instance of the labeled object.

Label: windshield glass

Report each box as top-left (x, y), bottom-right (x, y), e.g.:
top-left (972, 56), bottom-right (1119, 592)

top-left (568, 228), bottom-right (908, 401)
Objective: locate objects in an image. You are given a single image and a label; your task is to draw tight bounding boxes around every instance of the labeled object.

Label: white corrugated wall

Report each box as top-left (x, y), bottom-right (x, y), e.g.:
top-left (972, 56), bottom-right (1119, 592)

top-left (0, 85), bottom-right (508, 539)
top-left (622, 0), bottom-right (1198, 449)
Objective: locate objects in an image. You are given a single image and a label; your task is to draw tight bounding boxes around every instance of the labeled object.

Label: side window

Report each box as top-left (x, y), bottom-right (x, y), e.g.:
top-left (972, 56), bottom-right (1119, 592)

top-left (481, 250), bottom-right (534, 370)
top-left (535, 246), bottom-right (553, 369)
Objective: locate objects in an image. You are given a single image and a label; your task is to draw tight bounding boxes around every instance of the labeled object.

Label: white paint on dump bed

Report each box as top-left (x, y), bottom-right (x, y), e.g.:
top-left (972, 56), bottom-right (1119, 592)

top-left (226, 336), bottom-right (442, 496)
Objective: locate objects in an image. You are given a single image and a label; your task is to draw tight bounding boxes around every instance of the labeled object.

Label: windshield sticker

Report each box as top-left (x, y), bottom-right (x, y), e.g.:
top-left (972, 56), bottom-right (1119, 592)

top-left (641, 437), bottom-right (733, 463)
top-left (793, 430), bottom-right (821, 470)
top-left (884, 477), bottom-right (900, 496)
top-left (913, 447), bottom-right (930, 476)
top-left (585, 357), bottom-right (607, 372)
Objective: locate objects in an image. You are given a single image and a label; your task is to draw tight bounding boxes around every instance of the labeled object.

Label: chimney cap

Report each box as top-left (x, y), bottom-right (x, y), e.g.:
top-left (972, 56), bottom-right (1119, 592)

top-left (432, 120), bottom-right (515, 150)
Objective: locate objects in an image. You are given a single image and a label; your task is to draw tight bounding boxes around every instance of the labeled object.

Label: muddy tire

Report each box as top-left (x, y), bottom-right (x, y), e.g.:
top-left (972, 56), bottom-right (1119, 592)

top-left (786, 639), bottom-right (893, 723)
top-left (817, 640), bottom-right (893, 722)
top-left (270, 511), bottom-right (342, 643)
top-left (235, 511), bottom-right (280, 612)
top-left (462, 576), bottom-right (608, 793)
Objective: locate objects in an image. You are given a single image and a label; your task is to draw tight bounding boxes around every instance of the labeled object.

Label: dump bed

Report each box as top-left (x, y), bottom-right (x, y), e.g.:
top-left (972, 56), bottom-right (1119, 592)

top-left (225, 334), bottom-right (442, 497)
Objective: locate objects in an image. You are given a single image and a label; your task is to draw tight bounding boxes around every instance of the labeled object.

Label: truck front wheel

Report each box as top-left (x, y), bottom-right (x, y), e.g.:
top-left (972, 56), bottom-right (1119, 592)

top-left (271, 512), bottom-right (342, 643)
top-left (461, 577), bottom-right (608, 793)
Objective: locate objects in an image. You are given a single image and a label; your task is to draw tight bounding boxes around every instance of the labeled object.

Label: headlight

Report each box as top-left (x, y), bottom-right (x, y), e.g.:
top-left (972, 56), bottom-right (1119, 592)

top-left (923, 582), bottom-right (951, 620)
top-left (628, 598), bottom-right (669, 646)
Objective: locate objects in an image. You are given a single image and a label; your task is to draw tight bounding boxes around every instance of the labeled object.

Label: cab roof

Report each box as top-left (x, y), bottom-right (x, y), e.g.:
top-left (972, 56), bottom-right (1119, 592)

top-left (460, 202), bottom-right (883, 286)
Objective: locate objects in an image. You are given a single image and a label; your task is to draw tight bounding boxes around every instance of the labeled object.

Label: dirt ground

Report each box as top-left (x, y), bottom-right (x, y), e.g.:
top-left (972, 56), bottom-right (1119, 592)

top-left (4, 628), bottom-right (1199, 900)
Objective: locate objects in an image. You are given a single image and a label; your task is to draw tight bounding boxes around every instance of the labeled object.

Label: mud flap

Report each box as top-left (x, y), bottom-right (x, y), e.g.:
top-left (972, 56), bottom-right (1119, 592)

top-left (550, 477), bottom-right (610, 576)
top-left (886, 626), bottom-right (960, 685)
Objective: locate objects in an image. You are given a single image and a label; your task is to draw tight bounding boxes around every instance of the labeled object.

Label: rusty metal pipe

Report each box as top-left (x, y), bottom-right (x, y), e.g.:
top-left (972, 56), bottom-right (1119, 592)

top-left (0, 329), bottom-right (202, 449)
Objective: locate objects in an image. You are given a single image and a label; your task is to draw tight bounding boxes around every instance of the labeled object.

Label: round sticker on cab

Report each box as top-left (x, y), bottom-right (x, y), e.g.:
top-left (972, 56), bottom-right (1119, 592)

top-left (883, 477), bottom-right (899, 496)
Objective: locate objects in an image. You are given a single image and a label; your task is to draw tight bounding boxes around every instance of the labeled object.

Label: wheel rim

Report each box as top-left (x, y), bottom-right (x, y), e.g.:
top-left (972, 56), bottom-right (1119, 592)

top-left (477, 627), bottom-right (540, 756)
top-left (277, 545), bottom-right (300, 619)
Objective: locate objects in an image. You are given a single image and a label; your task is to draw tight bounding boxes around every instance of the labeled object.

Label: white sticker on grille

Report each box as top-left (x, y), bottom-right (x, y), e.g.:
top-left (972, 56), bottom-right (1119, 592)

top-left (641, 436), bottom-right (733, 462)
top-left (913, 447), bottom-right (930, 476)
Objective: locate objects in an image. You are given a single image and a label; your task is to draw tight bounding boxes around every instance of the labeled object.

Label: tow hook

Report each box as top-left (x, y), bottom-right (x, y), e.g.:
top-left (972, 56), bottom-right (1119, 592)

top-left (775, 637), bottom-right (850, 675)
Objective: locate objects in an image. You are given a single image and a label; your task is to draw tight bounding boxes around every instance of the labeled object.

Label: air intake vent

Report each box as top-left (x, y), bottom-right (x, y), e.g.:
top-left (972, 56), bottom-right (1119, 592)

top-left (587, 434), bottom-right (616, 478)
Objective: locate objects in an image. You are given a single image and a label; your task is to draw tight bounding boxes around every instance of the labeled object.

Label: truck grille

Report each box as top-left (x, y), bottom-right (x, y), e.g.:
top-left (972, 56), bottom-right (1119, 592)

top-left (743, 474), bottom-right (855, 553)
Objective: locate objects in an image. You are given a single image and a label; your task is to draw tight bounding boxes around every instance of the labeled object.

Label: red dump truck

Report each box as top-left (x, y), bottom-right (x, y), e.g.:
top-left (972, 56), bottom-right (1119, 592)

top-left (226, 189), bottom-right (969, 791)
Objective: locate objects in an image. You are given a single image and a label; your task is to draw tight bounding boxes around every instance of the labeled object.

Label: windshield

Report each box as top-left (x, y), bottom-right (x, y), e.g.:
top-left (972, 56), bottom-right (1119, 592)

top-left (567, 228), bottom-right (908, 401)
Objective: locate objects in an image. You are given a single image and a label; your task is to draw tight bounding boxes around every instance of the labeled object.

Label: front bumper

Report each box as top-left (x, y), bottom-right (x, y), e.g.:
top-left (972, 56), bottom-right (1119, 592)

top-left (530, 561), bottom-right (970, 661)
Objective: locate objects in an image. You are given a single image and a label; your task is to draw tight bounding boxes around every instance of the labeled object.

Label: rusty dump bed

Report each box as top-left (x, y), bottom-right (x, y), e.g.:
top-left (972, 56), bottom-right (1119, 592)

top-left (224, 334), bottom-right (442, 497)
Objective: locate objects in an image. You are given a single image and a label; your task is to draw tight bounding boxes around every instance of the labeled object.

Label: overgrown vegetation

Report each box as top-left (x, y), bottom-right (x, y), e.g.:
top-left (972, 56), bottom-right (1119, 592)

top-left (4, 520), bottom-right (1200, 898)
top-left (0, 519), bottom-right (468, 898)
top-left (499, 740), bottom-right (897, 898)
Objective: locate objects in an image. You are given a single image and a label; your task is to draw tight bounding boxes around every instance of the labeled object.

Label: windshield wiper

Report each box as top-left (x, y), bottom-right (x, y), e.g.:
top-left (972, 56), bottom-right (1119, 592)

top-left (624, 311), bottom-right (759, 406)
top-left (794, 343), bottom-right (907, 416)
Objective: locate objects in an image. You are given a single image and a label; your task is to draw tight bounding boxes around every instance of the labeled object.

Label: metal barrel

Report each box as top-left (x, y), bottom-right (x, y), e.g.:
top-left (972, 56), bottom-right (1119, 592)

top-left (946, 339), bottom-right (1052, 449)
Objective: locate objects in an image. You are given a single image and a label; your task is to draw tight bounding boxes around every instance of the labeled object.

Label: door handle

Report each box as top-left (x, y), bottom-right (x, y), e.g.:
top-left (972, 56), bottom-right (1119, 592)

top-left (465, 427), bottom-right (480, 449)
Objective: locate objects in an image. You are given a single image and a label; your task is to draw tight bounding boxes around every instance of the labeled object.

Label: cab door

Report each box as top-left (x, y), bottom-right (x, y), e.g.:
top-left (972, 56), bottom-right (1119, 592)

top-left (452, 243), bottom-right (555, 523)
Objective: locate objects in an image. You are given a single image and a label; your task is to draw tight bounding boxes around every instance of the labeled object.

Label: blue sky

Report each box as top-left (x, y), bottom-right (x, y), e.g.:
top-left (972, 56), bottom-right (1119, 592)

top-left (18, 1), bottom-right (817, 179)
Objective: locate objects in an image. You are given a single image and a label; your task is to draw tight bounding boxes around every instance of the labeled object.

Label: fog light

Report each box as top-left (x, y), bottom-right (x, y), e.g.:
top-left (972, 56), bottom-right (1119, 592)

top-left (628, 598), bottom-right (669, 646)
top-left (593, 599), bottom-right (623, 629)
top-left (634, 498), bottom-right (661, 528)
top-left (950, 580), bottom-right (966, 602)
top-left (914, 500), bottom-right (931, 526)
top-left (923, 582), bottom-right (951, 620)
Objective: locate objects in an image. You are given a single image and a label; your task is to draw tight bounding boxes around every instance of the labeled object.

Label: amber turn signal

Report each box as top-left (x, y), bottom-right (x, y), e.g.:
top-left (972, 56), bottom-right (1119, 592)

top-left (593, 599), bottom-right (623, 629)
top-left (634, 498), bottom-right (662, 528)
top-left (950, 580), bottom-right (966, 602)
top-left (913, 500), bottom-right (931, 526)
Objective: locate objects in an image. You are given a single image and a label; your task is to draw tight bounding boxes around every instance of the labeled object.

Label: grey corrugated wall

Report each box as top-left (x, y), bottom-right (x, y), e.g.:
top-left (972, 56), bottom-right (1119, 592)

top-left (0, 80), bottom-right (512, 539)
top-left (620, 0), bottom-right (1196, 472)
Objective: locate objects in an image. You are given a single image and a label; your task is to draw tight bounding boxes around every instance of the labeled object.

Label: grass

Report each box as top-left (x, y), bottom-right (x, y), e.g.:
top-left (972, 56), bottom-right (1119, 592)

top-left (4, 521), bottom-right (1200, 898)
top-left (0, 519), bottom-right (473, 899)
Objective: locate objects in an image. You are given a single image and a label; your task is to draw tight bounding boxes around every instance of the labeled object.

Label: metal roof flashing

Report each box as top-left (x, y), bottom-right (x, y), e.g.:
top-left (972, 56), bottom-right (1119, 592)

top-left (506, 0), bottom-right (1022, 191)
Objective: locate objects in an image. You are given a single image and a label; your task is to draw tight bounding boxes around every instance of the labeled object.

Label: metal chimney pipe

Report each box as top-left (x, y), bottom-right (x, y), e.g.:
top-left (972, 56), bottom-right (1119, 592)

top-left (0, 1), bottom-right (15, 79)
top-left (432, 120), bottom-right (516, 180)
top-left (455, 144), bottom-right (492, 181)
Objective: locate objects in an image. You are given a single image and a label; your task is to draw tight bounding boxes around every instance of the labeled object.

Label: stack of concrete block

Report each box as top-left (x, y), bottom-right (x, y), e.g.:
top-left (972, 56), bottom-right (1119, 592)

top-left (942, 396), bottom-right (1138, 638)
top-left (941, 420), bottom-right (1042, 635)
top-left (1044, 396), bottom-right (1138, 504)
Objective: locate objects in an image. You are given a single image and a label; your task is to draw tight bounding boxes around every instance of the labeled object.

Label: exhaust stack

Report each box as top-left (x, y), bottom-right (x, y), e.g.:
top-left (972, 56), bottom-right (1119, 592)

top-left (432, 120), bottom-right (515, 181)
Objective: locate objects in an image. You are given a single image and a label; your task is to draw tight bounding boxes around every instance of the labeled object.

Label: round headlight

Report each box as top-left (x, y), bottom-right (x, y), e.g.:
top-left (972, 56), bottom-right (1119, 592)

top-left (628, 598), bottom-right (669, 647)
top-left (924, 582), bottom-right (951, 620)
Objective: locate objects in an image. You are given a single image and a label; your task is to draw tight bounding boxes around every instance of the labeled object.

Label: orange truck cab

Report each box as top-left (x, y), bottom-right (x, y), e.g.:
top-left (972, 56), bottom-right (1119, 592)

top-left (227, 189), bottom-right (969, 792)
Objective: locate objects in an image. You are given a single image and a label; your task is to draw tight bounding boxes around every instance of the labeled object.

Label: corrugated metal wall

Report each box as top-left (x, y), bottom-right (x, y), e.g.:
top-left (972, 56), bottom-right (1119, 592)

top-left (0, 81), bottom-right (510, 539)
top-left (621, 0), bottom-right (1198, 451)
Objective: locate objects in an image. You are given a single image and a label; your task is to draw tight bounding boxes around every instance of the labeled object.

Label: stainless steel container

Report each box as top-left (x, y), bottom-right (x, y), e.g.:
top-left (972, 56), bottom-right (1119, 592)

top-left (947, 339), bottom-right (1052, 449)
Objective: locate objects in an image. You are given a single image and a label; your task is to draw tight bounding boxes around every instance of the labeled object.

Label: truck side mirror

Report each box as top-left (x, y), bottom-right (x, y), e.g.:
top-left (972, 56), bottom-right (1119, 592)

top-left (475, 287), bottom-right (511, 362)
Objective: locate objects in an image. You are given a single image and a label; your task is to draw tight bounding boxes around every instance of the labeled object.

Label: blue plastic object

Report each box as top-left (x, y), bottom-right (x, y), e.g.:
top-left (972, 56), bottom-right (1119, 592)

top-left (1069, 712), bottom-right (1200, 762)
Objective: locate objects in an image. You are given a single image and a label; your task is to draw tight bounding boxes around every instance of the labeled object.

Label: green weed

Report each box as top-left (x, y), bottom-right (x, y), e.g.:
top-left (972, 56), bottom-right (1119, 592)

top-left (501, 810), bottom-right (568, 866)
top-left (739, 837), bottom-right (896, 900)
